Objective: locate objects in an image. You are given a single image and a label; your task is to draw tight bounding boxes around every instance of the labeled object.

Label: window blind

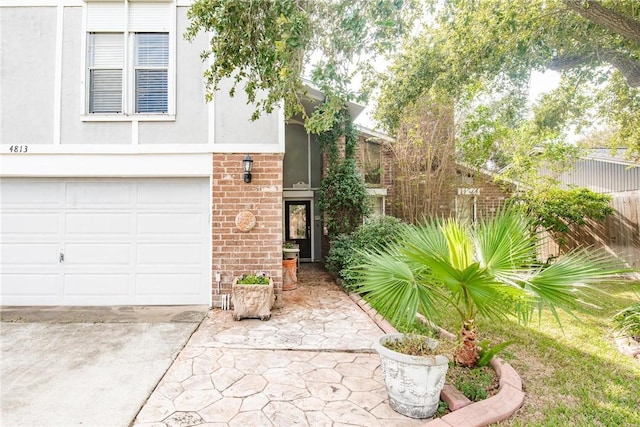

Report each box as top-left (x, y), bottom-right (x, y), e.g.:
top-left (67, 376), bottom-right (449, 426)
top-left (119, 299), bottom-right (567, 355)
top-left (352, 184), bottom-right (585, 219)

top-left (135, 33), bottom-right (168, 113)
top-left (88, 33), bottom-right (123, 114)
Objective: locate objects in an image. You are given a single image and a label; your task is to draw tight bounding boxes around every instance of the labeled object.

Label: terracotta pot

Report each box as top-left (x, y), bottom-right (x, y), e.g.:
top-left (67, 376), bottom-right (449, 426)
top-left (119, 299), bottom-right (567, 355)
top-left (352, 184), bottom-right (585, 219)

top-left (282, 259), bottom-right (298, 291)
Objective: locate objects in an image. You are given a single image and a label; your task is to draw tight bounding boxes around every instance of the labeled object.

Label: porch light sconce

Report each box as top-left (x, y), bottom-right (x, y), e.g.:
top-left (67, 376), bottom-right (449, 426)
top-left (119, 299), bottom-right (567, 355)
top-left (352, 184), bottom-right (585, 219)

top-left (242, 155), bottom-right (253, 183)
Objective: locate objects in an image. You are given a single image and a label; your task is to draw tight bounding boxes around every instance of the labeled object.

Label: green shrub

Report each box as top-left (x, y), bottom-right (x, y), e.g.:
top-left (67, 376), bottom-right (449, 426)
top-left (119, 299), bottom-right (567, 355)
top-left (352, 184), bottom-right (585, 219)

top-left (325, 216), bottom-right (405, 291)
top-left (450, 366), bottom-right (495, 402)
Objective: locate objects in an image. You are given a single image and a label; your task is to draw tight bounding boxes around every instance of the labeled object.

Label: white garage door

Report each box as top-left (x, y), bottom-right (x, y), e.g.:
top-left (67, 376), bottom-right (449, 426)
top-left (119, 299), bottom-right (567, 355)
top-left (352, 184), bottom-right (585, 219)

top-left (0, 178), bottom-right (210, 306)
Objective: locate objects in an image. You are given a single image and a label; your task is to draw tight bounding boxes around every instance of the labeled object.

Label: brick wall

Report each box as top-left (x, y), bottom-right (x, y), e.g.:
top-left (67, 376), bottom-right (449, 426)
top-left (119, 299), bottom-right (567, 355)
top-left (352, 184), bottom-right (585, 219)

top-left (211, 153), bottom-right (283, 308)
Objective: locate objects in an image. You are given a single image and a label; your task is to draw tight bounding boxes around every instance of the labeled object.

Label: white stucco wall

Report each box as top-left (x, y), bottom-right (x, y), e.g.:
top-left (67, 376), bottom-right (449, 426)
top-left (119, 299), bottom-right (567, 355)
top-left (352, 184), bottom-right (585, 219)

top-left (213, 78), bottom-right (282, 147)
top-left (0, 2), bottom-right (284, 154)
top-left (1, 7), bottom-right (57, 145)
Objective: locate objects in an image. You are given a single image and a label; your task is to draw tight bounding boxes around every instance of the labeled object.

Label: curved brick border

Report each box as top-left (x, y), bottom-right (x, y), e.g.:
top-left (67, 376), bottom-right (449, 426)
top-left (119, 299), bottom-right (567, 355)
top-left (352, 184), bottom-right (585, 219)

top-left (349, 293), bottom-right (525, 427)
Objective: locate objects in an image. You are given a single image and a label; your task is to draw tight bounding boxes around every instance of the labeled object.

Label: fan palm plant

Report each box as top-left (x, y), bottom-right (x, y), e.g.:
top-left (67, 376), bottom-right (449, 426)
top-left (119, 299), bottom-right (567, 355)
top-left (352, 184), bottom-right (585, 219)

top-left (354, 209), bottom-right (629, 367)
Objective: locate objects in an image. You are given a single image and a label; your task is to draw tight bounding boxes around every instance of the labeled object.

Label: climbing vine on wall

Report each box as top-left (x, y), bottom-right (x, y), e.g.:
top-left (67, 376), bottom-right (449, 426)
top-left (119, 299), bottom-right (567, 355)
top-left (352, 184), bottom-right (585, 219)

top-left (318, 106), bottom-right (371, 238)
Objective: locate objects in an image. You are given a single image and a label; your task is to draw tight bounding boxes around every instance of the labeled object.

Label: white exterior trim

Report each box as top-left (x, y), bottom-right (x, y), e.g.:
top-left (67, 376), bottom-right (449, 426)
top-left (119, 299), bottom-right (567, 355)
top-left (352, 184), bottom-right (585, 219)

top-left (80, 114), bottom-right (176, 122)
top-left (53, 4), bottom-right (64, 145)
top-left (210, 143), bottom-right (286, 154)
top-left (0, 1), bottom-right (85, 6)
top-left (0, 153), bottom-right (212, 177)
top-left (366, 188), bottom-right (388, 196)
top-left (283, 190), bottom-right (314, 198)
top-left (131, 120), bottom-right (139, 145)
top-left (278, 101), bottom-right (287, 155)
top-left (0, 144), bottom-right (285, 154)
top-left (1, 144), bottom-right (214, 154)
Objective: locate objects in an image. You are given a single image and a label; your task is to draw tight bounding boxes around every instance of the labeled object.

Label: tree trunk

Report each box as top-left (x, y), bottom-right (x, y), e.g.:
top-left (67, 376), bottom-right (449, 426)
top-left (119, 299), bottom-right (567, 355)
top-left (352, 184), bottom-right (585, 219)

top-left (454, 320), bottom-right (480, 367)
top-left (562, 0), bottom-right (640, 45)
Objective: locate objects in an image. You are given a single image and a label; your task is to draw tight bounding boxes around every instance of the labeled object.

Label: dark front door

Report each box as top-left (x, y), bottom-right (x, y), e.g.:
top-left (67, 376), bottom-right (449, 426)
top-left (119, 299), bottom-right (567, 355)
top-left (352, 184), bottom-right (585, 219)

top-left (285, 200), bottom-right (312, 259)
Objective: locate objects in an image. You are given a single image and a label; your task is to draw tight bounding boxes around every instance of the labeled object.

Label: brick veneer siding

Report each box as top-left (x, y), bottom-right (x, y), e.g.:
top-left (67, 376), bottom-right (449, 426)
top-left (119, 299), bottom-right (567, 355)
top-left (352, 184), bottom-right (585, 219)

top-left (211, 153), bottom-right (283, 308)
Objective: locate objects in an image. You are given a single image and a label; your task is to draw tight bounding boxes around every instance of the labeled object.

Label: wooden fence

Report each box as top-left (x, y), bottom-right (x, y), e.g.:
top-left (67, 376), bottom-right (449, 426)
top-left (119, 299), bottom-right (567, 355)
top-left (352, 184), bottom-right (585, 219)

top-left (538, 191), bottom-right (640, 268)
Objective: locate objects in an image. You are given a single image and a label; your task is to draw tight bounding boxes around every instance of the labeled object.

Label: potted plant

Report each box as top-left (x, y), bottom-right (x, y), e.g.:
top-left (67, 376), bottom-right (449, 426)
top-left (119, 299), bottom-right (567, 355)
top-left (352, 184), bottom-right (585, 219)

top-left (232, 273), bottom-right (274, 321)
top-left (355, 209), bottom-right (628, 418)
top-left (282, 242), bottom-right (299, 260)
top-left (375, 333), bottom-right (450, 418)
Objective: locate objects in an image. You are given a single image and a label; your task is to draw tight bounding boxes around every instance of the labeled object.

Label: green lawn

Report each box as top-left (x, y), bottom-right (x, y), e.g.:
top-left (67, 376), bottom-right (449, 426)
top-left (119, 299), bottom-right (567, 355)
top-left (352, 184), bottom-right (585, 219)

top-left (435, 281), bottom-right (640, 426)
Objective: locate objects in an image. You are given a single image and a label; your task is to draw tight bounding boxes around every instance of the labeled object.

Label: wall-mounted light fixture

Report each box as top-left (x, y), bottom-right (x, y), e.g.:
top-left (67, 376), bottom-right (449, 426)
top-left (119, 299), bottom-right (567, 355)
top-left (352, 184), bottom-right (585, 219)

top-left (242, 155), bottom-right (253, 183)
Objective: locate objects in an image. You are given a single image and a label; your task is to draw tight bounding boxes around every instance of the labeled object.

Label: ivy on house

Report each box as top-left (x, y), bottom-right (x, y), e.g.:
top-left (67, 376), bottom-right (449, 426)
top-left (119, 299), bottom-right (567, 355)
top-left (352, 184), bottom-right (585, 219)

top-left (318, 106), bottom-right (371, 238)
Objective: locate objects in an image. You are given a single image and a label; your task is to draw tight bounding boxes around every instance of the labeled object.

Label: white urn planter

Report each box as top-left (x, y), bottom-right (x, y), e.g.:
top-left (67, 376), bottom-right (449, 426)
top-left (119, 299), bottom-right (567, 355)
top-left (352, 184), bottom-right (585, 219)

top-left (374, 333), bottom-right (449, 418)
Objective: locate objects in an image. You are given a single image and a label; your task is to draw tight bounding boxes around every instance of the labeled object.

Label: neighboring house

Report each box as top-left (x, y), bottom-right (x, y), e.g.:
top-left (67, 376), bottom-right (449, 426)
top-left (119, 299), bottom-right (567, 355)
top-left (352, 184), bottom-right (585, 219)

top-left (0, 0), bottom-right (377, 307)
top-left (536, 149), bottom-right (640, 267)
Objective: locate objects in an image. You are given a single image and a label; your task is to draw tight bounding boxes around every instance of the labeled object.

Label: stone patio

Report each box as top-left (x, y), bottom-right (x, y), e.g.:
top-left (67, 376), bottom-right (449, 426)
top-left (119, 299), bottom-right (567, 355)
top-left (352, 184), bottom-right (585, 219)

top-left (133, 264), bottom-right (426, 426)
top-left (132, 264), bottom-right (524, 427)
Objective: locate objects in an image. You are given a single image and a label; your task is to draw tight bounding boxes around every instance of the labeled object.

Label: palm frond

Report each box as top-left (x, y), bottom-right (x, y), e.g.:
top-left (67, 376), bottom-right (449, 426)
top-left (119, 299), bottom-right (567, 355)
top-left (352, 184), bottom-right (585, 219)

top-left (476, 209), bottom-right (538, 274)
top-left (353, 246), bottom-right (444, 328)
top-left (517, 248), bottom-right (629, 324)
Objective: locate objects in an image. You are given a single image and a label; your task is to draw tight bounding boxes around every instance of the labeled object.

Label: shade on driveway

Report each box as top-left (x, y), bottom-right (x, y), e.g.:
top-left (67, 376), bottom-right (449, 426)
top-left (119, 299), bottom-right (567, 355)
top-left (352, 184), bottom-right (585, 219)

top-left (0, 306), bottom-right (206, 426)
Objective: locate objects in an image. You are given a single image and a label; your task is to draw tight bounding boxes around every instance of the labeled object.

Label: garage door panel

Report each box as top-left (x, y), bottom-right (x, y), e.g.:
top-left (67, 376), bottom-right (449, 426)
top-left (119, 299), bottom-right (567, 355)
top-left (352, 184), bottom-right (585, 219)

top-left (1, 178), bottom-right (210, 306)
top-left (137, 244), bottom-right (202, 265)
top-left (136, 274), bottom-right (201, 295)
top-left (137, 213), bottom-right (204, 235)
top-left (0, 180), bottom-right (61, 206)
top-left (1, 213), bottom-right (60, 235)
top-left (0, 274), bottom-right (59, 296)
top-left (65, 213), bottom-right (132, 235)
top-left (64, 274), bottom-right (130, 296)
top-left (137, 179), bottom-right (205, 206)
top-left (65, 181), bottom-right (133, 207)
top-left (1, 244), bottom-right (60, 265)
top-left (65, 244), bottom-right (131, 265)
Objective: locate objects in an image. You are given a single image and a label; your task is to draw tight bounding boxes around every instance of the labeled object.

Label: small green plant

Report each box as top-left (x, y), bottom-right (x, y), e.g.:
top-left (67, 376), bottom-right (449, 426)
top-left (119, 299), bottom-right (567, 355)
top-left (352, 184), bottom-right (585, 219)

top-left (283, 242), bottom-right (295, 249)
top-left (237, 274), bottom-right (270, 285)
top-left (476, 339), bottom-right (514, 367)
top-left (436, 400), bottom-right (448, 416)
top-left (450, 366), bottom-right (495, 402)
top-left (613, 303), bottom-right (640, 340)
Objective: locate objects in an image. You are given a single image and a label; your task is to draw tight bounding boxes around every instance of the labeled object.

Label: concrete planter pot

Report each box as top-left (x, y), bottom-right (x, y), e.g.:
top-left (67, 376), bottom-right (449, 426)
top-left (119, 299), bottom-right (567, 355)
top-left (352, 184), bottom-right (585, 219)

top-left (282, 247), bottom-right (299, 260)
top-left (231, 277), bottom-right (275, 321)
top-left (374, 333), bottom-right (449, 419)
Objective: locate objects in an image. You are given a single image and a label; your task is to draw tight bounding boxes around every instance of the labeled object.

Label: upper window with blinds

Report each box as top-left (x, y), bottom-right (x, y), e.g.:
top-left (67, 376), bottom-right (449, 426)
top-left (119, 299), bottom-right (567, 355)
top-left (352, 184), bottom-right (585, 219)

top-left (84, 2), bottom-right (173, 117)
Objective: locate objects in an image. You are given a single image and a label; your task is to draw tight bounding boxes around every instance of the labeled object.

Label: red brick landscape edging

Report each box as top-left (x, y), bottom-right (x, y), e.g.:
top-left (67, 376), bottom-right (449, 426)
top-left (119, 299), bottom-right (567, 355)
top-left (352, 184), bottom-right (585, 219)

top-left (348, 293), bottom-right (525, 427)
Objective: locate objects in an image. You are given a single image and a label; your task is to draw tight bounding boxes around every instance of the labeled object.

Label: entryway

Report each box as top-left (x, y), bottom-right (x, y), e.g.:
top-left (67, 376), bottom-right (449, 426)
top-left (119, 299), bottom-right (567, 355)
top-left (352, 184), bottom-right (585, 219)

top-left (284, 200), bottom-right (312, 260)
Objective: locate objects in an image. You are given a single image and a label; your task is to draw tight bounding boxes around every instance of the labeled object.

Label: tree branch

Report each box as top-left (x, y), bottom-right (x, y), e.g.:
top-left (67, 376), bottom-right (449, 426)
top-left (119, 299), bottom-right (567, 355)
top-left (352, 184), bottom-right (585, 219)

top-left (548, 49), bottom-right (640, 87)
top-left (598, 48), bottom-right (640, 87)
top-left (562, 0), bottom-right (640, 45)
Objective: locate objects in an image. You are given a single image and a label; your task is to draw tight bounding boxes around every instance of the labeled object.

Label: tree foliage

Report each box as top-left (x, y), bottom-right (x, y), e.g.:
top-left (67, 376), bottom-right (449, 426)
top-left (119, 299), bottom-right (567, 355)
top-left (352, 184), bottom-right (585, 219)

top-left (513, 187), bottom-right (613, 234)
top-left (185, 0), bottom-right (418, 133)
top-left (375, 0), bottom-right (640, 164)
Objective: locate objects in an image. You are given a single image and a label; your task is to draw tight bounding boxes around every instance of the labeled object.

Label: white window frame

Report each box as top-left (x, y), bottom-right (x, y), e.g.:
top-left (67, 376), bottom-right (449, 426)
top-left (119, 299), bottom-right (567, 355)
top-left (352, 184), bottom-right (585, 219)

top-left (80, 0), bottom-right (176, 122)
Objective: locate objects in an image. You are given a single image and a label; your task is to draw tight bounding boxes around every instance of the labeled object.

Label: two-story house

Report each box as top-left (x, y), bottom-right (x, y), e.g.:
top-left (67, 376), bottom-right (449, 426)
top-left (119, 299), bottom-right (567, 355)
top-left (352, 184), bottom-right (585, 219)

top-left (0, 0), bottom-right (389, 307)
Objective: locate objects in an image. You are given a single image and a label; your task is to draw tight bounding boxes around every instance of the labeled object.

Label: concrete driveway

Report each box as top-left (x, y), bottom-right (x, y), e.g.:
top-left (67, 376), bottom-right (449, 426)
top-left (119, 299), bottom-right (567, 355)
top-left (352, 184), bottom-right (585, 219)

top-left (0, 306), bottom-right (207, 427)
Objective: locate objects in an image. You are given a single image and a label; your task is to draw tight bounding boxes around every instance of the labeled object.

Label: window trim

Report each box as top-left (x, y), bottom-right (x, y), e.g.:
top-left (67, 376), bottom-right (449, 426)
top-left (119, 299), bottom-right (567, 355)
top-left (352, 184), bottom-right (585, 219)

top-left (80, 1), bottom-right (176, 122)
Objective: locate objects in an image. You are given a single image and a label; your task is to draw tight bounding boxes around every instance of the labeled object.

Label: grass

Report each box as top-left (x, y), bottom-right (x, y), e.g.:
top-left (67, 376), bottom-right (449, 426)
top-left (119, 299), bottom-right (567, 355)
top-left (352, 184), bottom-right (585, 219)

top-left (432, 280), bottom-right (640, 426)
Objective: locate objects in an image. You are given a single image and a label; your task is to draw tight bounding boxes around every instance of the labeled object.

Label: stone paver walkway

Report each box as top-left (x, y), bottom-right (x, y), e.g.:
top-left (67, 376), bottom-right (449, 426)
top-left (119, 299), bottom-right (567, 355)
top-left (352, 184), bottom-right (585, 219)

top-left (133, 265), bottom-right (426, 427)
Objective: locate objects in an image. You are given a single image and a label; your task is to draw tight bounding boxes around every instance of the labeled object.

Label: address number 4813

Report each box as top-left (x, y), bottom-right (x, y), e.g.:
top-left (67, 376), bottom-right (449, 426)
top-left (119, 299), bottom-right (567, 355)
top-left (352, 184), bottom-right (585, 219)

top-left (9, 145), bottom-right (28, 153)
